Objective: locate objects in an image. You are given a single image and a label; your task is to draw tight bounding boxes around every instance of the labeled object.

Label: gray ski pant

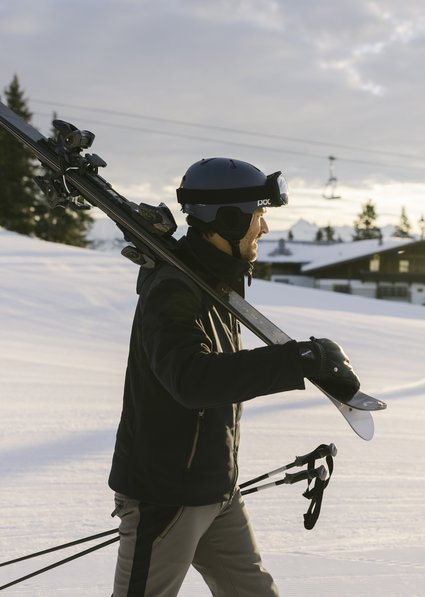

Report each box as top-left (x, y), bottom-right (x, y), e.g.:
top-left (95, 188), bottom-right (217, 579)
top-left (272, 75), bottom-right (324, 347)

top-left (111, 488), bottom-right (279, 596)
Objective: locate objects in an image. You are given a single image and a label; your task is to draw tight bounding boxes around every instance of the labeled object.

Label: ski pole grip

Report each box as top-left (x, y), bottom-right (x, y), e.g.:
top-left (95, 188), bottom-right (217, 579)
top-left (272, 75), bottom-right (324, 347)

top-left (323, 443), bottom-right (337, 458)
top-left (284, 465), bottom-right (326, 485)
top-left (294, 443), bottom-right (337, 467)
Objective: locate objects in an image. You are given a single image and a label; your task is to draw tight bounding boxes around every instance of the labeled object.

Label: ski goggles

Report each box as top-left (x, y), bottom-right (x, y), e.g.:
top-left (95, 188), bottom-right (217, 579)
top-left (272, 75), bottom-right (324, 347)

top-left (177, 171), bottom-right (289, 212)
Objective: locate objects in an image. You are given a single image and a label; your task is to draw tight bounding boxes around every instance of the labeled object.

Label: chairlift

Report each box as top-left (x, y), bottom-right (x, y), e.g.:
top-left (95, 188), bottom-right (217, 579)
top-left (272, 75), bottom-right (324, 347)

top-left (322, 155), bottom-right (341, 200)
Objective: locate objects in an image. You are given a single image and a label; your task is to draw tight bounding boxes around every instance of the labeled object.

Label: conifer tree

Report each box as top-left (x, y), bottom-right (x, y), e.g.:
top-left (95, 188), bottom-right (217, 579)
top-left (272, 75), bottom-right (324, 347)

top-left (393, 206), bottom-right (412, 238)
top-left (316, 225), bottom-right (336, 242)
top-left (0, 75), bottom-right (40, 235)
top-left (353, 200), bottom-right (382, 241)
top-left (419, 215), bottom-right (425, 241)
top-left (323, 224), bottom-right (335, 242)
top-left (0, 77), bottom-right (93, 246)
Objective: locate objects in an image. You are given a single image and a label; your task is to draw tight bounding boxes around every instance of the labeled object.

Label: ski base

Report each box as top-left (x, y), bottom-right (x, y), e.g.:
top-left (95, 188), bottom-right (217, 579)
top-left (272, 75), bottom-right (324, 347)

top-left (328, 396), bottom-right (374, 441)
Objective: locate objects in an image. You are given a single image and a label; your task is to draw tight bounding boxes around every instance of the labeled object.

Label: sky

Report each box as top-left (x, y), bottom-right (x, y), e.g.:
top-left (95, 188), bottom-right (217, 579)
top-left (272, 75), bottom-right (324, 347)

top-left (1, 0), bottom-right (425, 233)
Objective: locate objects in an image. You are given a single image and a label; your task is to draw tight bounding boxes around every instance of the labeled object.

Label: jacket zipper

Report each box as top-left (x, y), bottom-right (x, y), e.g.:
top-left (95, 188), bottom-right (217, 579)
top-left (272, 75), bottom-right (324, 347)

top-left (231, 403), bottom-right (241, 492)
top-left (231, 316), bottom-right (241, 351)
top-left (186, 409), bottom-right (205, 470)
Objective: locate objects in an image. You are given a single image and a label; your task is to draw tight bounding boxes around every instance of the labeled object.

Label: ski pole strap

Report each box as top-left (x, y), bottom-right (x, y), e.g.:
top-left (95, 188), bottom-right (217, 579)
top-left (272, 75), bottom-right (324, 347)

top-left (302, 444), bottom-right (335, 530)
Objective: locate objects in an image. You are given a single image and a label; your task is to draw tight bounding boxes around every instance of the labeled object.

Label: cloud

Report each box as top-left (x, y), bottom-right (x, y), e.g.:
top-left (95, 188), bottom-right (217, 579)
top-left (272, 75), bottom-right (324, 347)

top-left (1, 0), bottom-right (425, 230)
top-left (319, 2), bottom-right (425, 96)
top-left (320, 58), bottom-right (386, 96)
top-left (0, 5), bottom-right (46, 36)
top-left (179, 0), bottom-right (285, 31)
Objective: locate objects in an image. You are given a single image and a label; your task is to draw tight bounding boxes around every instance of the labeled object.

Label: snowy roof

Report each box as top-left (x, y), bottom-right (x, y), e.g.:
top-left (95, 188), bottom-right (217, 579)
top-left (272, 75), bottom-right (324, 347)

top-left (257, 236), bottom-right (419, 272)
top-left (302, 238), bottom-right (418, 272)
top-left (257, 239), bottom-right (331, 264)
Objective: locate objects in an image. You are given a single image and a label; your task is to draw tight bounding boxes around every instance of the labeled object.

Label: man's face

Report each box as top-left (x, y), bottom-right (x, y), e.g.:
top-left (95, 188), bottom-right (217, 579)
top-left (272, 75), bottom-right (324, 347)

top-left (239, 208), bottom-right (269, 262)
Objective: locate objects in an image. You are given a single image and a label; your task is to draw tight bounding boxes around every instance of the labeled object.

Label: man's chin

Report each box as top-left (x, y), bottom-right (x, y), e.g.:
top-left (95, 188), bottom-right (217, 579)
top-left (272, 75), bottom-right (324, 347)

top-left (242, 249), bottom-right (258, 262)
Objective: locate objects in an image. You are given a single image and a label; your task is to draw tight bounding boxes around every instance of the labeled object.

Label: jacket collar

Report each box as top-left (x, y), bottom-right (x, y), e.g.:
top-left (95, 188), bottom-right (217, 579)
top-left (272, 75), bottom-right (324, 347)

top-left (178, 227), bottom-right (251, 296)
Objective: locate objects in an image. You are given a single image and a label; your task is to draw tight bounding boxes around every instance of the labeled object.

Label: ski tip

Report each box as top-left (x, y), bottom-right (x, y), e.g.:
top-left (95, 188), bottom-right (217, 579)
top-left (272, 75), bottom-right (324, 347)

top-left (346, 391), bottom-right (387, 411)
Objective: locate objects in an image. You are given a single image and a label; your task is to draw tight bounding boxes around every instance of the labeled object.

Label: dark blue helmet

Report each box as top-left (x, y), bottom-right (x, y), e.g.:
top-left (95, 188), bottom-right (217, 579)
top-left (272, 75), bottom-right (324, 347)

top-left (176, 157), bottom-right (288, 241)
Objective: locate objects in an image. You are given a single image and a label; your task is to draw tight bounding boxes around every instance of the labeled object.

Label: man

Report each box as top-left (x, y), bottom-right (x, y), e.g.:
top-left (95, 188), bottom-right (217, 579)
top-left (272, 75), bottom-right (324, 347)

top-left (108, 158), bottom-right (360, 596)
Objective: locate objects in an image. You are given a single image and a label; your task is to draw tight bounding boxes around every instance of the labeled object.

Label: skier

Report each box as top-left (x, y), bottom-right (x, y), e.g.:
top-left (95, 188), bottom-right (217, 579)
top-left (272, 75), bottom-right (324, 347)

top-left (108, 157), bottom-right (360, 596)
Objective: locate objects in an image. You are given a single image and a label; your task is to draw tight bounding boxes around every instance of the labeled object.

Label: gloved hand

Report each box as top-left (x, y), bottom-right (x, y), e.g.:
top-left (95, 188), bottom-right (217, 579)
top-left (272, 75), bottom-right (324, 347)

top-left (297, 337), bottom-right (360, 402)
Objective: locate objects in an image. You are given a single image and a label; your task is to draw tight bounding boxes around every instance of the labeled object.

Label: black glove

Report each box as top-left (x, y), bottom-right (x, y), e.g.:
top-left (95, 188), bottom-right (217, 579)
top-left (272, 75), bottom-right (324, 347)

top-left (297, 337), bottom-right (360, 402)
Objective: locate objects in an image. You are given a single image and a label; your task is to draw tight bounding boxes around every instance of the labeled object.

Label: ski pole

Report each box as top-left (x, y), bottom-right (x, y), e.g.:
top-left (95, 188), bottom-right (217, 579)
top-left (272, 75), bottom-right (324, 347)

top-left (0, 528), bottom-right (119, 568)
top-left (0, 453), bottom-right (331, 571)
top-left (241, 465), bottom-right (327, 496)
top-left (239, 443), bottom-right (336, 490)
top-left (0, 445), bottom-right (336, 590)
top-left (0, 536), bottom-right (119, 592)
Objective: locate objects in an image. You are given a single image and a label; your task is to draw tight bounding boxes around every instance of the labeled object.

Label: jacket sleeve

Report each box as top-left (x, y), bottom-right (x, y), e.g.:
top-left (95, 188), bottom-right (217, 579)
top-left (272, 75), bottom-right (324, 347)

top-left (140, 275), bottom-right (306, 409)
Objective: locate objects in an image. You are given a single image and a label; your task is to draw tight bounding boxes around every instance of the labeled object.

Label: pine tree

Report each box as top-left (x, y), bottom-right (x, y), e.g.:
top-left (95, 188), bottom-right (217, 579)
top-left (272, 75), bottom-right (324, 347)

top-left (0, 79), bottom-right (93, 246)
top-left (353, 200), bottom-right (381, 241)
top-left (0, 75), bottom-right (41, 235)
top-left (323, 224), bottom-right (335, 242)
top-left (33, 115), bottom-right (93, 247)
top-left (316, 225), bottom-right (336, 242)
top-left (419, 215), bottom-right (425, 241)
top-left (393, 206), bottom-right (412, 238)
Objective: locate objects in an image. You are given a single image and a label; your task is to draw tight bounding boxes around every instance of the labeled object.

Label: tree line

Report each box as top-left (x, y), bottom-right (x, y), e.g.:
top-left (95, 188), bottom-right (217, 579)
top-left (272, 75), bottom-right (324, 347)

top-left (314, 200), bottom-right (423, 243)
top-left (314, 200), bottom-right (421, 243)
top-left (0, 75), bottom-right (92, 246)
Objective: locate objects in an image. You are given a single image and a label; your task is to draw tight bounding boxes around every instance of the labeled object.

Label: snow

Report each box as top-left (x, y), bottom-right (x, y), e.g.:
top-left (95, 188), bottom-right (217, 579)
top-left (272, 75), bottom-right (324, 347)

top-left (1, 229), bottom-right (425, 596)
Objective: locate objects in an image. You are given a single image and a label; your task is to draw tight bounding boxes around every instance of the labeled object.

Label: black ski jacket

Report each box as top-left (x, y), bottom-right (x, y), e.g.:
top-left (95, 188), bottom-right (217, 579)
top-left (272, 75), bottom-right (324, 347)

top-left (108, 228), bottom-right (306, 505)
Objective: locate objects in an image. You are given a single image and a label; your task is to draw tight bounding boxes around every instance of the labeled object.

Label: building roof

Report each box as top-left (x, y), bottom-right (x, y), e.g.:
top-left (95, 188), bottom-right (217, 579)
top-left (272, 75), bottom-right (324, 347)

top-left (303, 238), bottom-right (419, 272)
top-left (257, 236), bottom-right (419, 272)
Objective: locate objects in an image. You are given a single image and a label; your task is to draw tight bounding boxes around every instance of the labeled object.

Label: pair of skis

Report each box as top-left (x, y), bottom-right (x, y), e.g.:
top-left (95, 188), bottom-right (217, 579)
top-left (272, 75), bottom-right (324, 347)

top-left (0, 101), bottom-right (386, 440)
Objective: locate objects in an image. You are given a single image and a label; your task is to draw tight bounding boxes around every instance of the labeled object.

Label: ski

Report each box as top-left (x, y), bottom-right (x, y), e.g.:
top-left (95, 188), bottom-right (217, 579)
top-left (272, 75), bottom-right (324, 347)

top-left (0, 101), bottom-right (386, 440)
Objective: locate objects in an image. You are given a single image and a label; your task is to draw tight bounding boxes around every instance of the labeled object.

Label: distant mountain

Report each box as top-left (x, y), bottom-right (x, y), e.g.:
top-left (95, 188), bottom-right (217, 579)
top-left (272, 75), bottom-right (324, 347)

top-left (289, 218), bottom-right (319, 241)
top-left (266, 220), bottom-right (398, 243)
top-left (87, 217), bottom-right (127, 251)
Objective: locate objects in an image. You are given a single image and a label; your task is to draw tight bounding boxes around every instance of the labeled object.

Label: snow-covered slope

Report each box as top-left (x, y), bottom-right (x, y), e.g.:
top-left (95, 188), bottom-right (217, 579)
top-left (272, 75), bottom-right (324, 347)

top-left (1, 229), bottom-right (424, 596)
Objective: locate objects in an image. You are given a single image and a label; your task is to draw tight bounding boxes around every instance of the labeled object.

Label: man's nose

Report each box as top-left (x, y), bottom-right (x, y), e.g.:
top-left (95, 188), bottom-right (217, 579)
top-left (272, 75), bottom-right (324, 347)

top-left (260, 217), bottom-right (269, 235)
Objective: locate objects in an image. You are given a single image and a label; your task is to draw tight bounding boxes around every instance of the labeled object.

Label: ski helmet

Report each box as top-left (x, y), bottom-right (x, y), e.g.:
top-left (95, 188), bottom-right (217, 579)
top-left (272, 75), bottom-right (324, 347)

top-left (176, 158), bottom-right (288, 243)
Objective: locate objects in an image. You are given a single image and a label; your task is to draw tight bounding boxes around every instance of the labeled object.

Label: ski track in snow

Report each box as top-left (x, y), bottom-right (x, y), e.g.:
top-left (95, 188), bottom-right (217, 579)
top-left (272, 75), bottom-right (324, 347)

top-left (1, 230), bottom-right (425, 596)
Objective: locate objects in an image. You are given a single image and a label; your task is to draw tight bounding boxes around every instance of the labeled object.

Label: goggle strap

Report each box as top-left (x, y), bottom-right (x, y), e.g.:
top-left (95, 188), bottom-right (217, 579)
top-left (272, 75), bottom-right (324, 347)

top-left (177, 184), bottom-right (282, 206)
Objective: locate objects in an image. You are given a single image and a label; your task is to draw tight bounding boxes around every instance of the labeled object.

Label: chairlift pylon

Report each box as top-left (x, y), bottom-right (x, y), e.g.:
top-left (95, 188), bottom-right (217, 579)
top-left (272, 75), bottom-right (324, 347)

top-left (322, 155), bottom-right (341, 200)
